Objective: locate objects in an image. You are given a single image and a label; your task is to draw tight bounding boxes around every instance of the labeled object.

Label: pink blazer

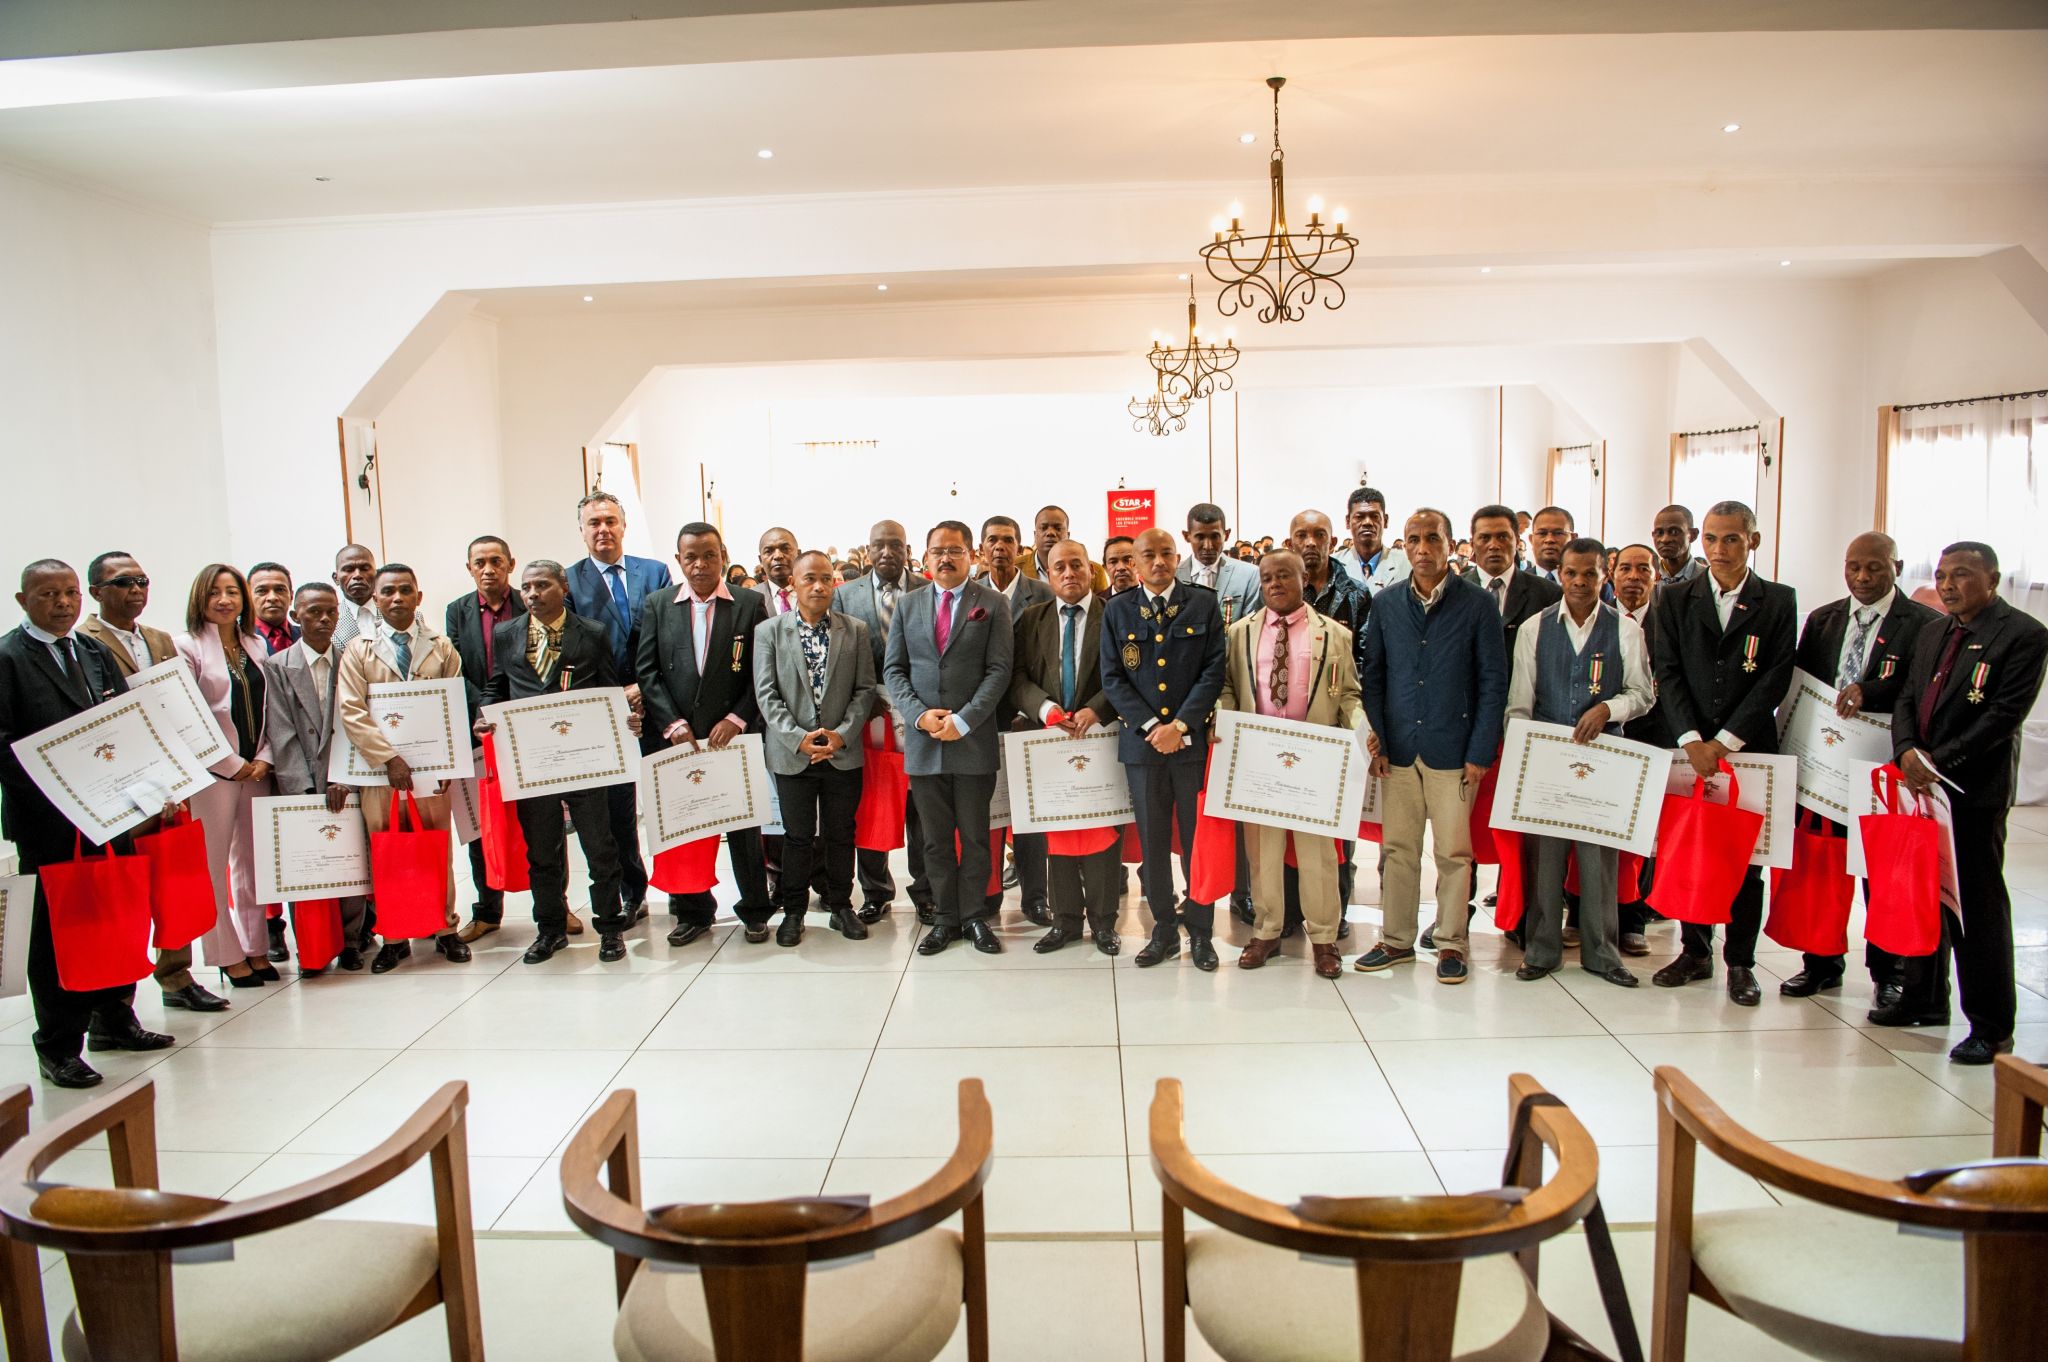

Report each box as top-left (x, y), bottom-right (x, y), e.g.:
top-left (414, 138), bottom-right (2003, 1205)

top-left (176, 628), bottom-right (275, 778)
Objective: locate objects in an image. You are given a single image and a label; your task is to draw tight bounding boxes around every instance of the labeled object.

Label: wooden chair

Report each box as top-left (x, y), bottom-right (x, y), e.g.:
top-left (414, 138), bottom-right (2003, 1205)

top-left (0, 1085), bottom-right (51, 1362)
top-left (0, 1077), bottom-right (483, 1361)
top-left (1652, 1056), bottom-right (2048, 1362)
top-left (1151, 1073), bottom-right (1636, 1362)
top-left (560, 1079), bottom-right (992, 1362)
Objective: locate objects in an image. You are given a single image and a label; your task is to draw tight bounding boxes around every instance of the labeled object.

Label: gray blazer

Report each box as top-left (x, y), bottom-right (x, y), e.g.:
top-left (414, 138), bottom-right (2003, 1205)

top-left (753, 610), bottom-right (876, 775)
top-left (834, 571), bottom-right (929, 682)
top-left (978, 571), bottom-right (1054, 617)
top-left (1176, 554), bottom-right (1263, 627)
top-left (262, 644), bottom-right (339, 796)
top-left (883, 578), bottom-right (1014, 777)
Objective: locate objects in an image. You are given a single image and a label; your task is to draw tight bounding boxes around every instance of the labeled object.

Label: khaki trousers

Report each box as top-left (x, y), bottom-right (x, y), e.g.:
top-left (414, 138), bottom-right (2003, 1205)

top-left (1246, 825), bottom-right (1342, 945)
top-left (1378, 760), bottom-right (1475, 952)
top-left (360, 787), bottom-right (459, 940)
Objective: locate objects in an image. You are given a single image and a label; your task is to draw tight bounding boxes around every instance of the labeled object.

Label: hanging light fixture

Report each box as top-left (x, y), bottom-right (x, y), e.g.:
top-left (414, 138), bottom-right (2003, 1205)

top-left (1127, 368), bottom-right (1193, 437)
top-left (1147, 277), bottom-right (1239, 399)
top-left (1200, 76), bottom-right (1356, 324)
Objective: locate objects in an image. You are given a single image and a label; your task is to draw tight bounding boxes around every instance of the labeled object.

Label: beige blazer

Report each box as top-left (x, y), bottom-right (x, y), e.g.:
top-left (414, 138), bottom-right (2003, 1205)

top-left (77, 615), bottom-right (175, 677)
top-left (1215, 606), bottom-right (1364, 733)
top-left (336, 624), bottom-right (463, 770)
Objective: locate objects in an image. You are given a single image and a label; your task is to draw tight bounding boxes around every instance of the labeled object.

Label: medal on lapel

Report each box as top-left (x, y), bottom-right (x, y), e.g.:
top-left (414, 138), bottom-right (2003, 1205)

top-left (1740, 635), bottom-right (1759, 673)
top-left (1138, 603), bottom-right (1154, 622)
top-left (1122, 641), bottom-right (1141, 672)
top-left (1967, 661), bottom-right (1989, 703)
top-left (731, 638), bottom-right (745, 673)
top-left (560, 663), bottom-right (575, 694)
top-left (1878, 656), bottom-right (1896, 681)
top-left (1165, 603), bottom-right (1181, 620)
top-left (1587, 654), bottom-right (1604, 695)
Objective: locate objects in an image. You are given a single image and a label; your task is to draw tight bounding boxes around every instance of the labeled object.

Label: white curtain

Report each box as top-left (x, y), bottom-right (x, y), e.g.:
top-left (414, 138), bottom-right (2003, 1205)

top-left (1671, 427), bottom-right (1760, 518)
top-left (597, 443), bottom-right (659, 559)
top-left (1549, 446), bottom-right (1597, 538)
top-left (1889, 395), bottom-right (2048, 618)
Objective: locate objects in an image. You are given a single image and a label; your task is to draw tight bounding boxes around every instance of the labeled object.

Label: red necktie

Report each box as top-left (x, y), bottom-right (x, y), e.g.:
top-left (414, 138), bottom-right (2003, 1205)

top-left (1917, 622), bottom-right (1965, 734)
top-left (934, 589), bottom-right (954, 653)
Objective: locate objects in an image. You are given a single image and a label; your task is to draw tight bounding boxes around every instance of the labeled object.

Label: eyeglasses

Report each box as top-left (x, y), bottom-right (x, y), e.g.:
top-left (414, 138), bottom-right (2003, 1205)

top-left (99, 575), bottom-right (149, 590)
top-left (927, 547), bottom-right (970, 560)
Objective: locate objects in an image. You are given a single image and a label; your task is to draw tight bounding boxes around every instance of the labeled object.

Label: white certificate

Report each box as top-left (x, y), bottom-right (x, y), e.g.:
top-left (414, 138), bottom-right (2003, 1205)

top-left (1661, 751), bottom-right (1798, 869)
top-left (1205, 711), bottom-right (1367, 837)
top-left (640, 734), bottom-right (775, 853)
top-left (988, 747), bottom-right (1012, 831)
top-left (0, 875), bottom-right (33, 999)
top-left (1843, 760), bottom-right (1960, 915)
top-left (1002, 725), bottom-right (1132, 834)
top-left (1489, 718), bottom-right (1665, 856)
top-left (9, 693), bottom-right (210, 843)
top-left (447, 766), bottom-right (482, 846)
top-left (252, 794), bottom-right (371, 902)
top-left (128, 657), bottom-right (224, 766)
top-left (327, 677), bottom-right (474, 787)
top-left (1776, 668), bottom-right (1894, 822)
top-left (1355, 726), bottom-right (1384, 827)
top-left (482, 687), bottom-right (637, 799)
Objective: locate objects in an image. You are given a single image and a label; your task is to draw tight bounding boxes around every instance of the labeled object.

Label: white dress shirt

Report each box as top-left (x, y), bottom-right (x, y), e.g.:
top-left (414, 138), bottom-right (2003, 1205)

top-left (1836, 589), bottom-right (1895, 686)
top-left (762, 579), bottom-right (797, 616)
top-left (1188, 558), bottom-right (1221, 591)
top-left (22, 620), bottom-right (84, 677)
top-left (1476, 567), bottom-right (1514, 614)
top-left (333, 596), bottom-right (380, 644)
top-left (1505, 602), bottom-right (1654, 728)
top-left (94, 615), bottom-right (153, 674)
top-left (295, 638), bottom-right (334, 713)
top-left (1037, 597), bottom-right (1093, 722)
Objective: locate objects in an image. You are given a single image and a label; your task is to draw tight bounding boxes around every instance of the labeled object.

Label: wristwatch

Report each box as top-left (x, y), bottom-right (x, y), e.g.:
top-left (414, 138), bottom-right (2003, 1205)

top-left (1170, 719), bottom-right (1190, 737)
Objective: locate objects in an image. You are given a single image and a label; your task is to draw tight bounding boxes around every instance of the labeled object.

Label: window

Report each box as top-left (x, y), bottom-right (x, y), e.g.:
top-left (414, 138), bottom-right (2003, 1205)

top-left (1669, 426), bottom-right (1759, 518)
top-left (1545, 444), bottom-right (1599, 539)
top-left (1884, 394), bottom-right (2048, 614)
top-left (588, 441), bottom-right (659, 559)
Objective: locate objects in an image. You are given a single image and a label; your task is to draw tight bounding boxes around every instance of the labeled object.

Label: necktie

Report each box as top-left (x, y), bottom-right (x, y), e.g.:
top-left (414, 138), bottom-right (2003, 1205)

top-left (314, 655), bottom-right (331, 715)
top-left (392, 629), bottom-right (412, 679)
top-left (878, 583), bottom-right (896, 636)
top-left (1151, 593), bottom-right (1166, 621)
top-left (1490, 578), bottom-right (1507, 615)
top-left (605, 564), bottom-right (630, 647)
top-left (1839, 607), bottom-right (1876, 690)
top-left (1918, 623), bottom-right (1966, 734)
top-left (778, 588), bottom-right (792, 615)
top-left (1060, 604), bottom-right (1080, 709)
top-left (1269, 613), bottom-right (1292, 708)
top-left (934, 590), bottom-right (953, 653)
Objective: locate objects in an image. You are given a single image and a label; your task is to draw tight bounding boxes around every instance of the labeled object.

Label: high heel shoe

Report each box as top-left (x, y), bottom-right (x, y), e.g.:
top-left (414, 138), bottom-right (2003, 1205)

top-left (249, 959), bottom-right (280, 982)
top-left (222, 968), bottom-right (265, 989)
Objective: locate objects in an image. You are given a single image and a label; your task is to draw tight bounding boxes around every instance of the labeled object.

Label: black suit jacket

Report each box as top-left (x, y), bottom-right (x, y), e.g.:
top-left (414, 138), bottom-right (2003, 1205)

top-left (1795, 592), bottom-right (1941, 716)
top-left (636, 589), bottom-right (768, 738)
top-left (1891, 597), bottom-right (2048, 810)
top-left (447, 591), bottom-right (528, 715)
top-left (1463, 567), bottom-right (1563, 665)
top-left (1651, 570), bottom-right (1798, 754)
top-left (1616, 600), bottom-right (1672, 747)
top-left (0, 627), bottom-right (130, 861)
top-left (484, 611), bottom-right (616, 704)
top-left (1007, 595), bottom-right (1109, 727)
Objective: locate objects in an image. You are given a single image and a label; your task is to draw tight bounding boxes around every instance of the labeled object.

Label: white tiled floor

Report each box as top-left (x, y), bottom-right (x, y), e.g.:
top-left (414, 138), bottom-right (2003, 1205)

top-left (7, 824), bottom-right (2045, 1360)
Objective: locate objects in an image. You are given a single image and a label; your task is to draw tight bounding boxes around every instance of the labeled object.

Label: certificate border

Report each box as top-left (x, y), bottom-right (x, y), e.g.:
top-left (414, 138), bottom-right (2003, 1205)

top-left (1505, 730), bottom-right (1656, 842)
top-left (650, 745), bottom-right (763, 844)
top-left (1016, 729), bottom-right (1130, 827)
top-left (1781, 676), bottom-right (1889, 819)
top-left (260, 795), bottom-right (370, 899)
top-left (31, 700), bottom-right (202, 835)
top-left (1670, 752), bottom-right (1789, 865)
top-left (342, 679), bottom-right (468, 782)
top-left (0, 874), bottom-right (30, 999)
top-left (496, 694), bottom-right (631, 793)
top-left (1219, 717), bottom-right (1356, 833)
top-left (132, 660), bottom-right (225, 765)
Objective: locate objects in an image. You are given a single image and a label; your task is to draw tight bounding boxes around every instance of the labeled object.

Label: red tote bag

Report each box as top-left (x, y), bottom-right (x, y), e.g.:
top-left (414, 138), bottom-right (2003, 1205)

top-left (1046, 825), bottom-right (1121, 857)
top-left (1648, 761), bottom-right (1764, 925)
top-left (131, 807), bottom-right (218, 951)
top-left (39, 835), bottom-right (156, 991)
top-left (1490, 828), bottom-right (1528, 931)
top-left (1467, 759), bottom-right (1504, 864)
top-left (292, 899), bottom-right (345, 971)
top-left (1859, 764), bottom-right (1943, 957)
top-left (478, 735), bottom-right (530, 893)
top-left (369, 791), bottom-right (452, 940)
top-left (1765, 812), bottom-right (1853, 955)
top-left (651, 836), bottom-right (721, 894)
top-left (853, 737), bottom-right (908, 853)
top-left (1185, 788), bottom-right (1238, 905)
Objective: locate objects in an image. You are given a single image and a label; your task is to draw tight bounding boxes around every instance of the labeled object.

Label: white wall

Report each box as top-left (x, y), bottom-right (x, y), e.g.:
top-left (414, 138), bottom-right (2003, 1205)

top-left (1866, 258), bottom-right (2048, 411)
top-left (0, 164), bottom-right (226, 632)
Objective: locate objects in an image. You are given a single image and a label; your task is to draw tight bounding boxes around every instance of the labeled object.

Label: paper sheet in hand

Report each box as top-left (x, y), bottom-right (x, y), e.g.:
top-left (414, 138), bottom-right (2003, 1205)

top-left (1206, 711), bottom-right (1366, 837)
top-left (127, 657), bottom-right (224, 766)
top-left (1355, 727), bottom-right (1385, 828)
top-left (482, 687), bottom-right (636, 798)
top-left (1003, 725), bottom-right (1131, 833)
top-left (640, 734), bottom-right (774, 853)
top-left (1489, 718), bottom-right (1665, 855)
top-left (988, 747), bottom-right (1012, 831)
top-left (252, 794), bottom-right (371, 902)
top-left (0, 875), bottom-right (33, 999)
top-left (1661, 751), bottom-right (1797, 869)
top-left (1776, 668), bottom-right (1893, 821)
top-left (327, 677), bottom-right (473, 787)
top-left (1844, 760), bottom-right (1961, 914)
top-left (10, 693), bottom-right (210, 843)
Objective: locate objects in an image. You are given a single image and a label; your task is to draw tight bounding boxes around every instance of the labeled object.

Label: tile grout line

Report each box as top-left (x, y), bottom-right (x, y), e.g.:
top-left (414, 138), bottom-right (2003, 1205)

top-left (815, 904), bottom-right (922, 1196)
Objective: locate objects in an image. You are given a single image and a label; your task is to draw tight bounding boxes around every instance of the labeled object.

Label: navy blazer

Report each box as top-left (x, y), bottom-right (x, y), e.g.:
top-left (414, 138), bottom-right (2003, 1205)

top-left (1361, 574), bottom-right (1509, 770)
top-left (567, 554), bottom-right (674, 677)
top-left (1098, 582), bottom-right (1228, 765)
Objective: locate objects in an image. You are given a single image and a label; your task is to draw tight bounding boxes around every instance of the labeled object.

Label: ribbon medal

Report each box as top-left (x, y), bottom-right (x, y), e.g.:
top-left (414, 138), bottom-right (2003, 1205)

top-left (731, 638), bottom-right (745, 673)
top-left (1878, 655), bottom-right (1896, 681)
top-left (1587, 653), bottom-right (1605, 696)
top-left (1740, 635), bottom-right (1759, 673)
top-left (1967, 661), bottom-right (1989, 704)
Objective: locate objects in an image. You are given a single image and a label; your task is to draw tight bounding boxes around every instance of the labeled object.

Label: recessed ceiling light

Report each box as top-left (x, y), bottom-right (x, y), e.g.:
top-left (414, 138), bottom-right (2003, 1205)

top-left (756, 148), bottom-right (774, 159)
top-left (1722, 123), bottom-right (1740, 133)
top-left (1779, 260), bottom-right (1791, 267)
top-left (1177, 273), bottom-right (1190, 281)
top-left (1479, 266), bottom-right (1492, 274)
top-left (876, 284), bottom-right (888, 291)
top-left (582, 295), bottom-right (594, 302)
top-left (1238, 132), bottom-right (1256, 144)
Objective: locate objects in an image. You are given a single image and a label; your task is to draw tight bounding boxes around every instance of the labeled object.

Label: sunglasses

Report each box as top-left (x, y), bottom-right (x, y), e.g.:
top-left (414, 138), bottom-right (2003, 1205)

top-left (99, 575), bottom-right (149, 590)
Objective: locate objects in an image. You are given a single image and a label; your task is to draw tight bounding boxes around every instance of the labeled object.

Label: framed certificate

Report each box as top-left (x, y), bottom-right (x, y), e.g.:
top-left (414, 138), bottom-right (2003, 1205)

top-left (482, 687), bottom-right (636, 799)
top-left (640, 734), bottom-right (775, 853)
top-left (1357, 726), bottom-right (1385, 828)
top-left (0, 875), bottom-right (33, 999)
top-left (1002, 725), bottom-right (1132, 834)
top-left (1490, 718), bottom-right (1664, 855)
top-left (128, 657), bottom-right (224, 766)
top-left (1661, 751), bottom-right (1797, 869)
top-left (447, 766), bottom-right (483, 846)
top-left (1206, 711), bottom-right (1367, 837)
top-left (988, 747), bottom-right (1012, 831)
top-left (328, 677), bottom-right (474, 787)
top-left (252, 794), bottom-right (371, 902)
top-left (9, 693), bottom-right (210, 843)
top-left (1776, 668), bottom-right (1893, 821)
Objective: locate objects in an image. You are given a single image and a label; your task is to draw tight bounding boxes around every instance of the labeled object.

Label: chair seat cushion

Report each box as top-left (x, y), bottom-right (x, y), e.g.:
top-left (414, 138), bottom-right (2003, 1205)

top-left (61, 1219), bottom-right (439, 1362)
top-left (1183, 1231), bottom-right (1549, 1362)
top-left (614, 1229), bottom-right (964, 1362)
top-left (1691, 1206), bottom-right (1963, 1362)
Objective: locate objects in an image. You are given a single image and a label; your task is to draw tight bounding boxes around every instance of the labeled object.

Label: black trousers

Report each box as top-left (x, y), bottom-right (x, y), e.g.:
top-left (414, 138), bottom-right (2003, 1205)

top-left (1128, 759), bottom-right (1213, 938)
top-left (855, 796), bottom-right (932, 910)
top-left (672, 826), bottom-right (774, 930)
top-left (516, 788), bottom-right (623, 935)
top-left (603, 779), bottom-right (650, 907)
top-left (1901, 811), bottom-right (2015, 1040)
top-left (1680, 864), bottom-right (1765, 968)
top-left (910, 772), bottom-right (997, 929)
top-left (466, 837), bottom-right (506, 924)
top-left (1014, 831), bottom-right (1049, 915)
top-left (775, 764), bottom-right (862, 914)
top-left (16, 838), bottom-right (141, 1063)
top-left (1051, 844), bottom-right (1121, 935)
top-left (1797, 819), bottom-right (1902, 984)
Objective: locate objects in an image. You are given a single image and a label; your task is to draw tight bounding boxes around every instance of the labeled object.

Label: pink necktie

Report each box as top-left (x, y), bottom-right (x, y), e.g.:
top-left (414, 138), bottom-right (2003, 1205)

top-left (934, 590), bottom-right (953, 653)
top-left (778, 588), bottom-right (791, 614)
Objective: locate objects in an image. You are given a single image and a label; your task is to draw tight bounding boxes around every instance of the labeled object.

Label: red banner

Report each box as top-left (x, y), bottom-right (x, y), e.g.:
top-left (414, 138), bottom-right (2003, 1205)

top-left (1107, 488), bottom-right (1156, 538)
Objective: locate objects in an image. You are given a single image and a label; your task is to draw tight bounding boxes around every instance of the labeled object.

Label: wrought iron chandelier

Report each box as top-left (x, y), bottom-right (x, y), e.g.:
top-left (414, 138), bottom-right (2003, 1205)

top-left (1127, 368), bottom-right (1193, 437)
top-left (1200, 76), bottom-right (1357, 324)
top-left (1147, 276), bottom-right (1239, 399)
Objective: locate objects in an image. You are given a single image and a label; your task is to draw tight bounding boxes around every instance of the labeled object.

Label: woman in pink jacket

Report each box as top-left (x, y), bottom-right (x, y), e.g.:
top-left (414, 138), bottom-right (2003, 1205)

top-left (177, 563), bottom-right (276, 987)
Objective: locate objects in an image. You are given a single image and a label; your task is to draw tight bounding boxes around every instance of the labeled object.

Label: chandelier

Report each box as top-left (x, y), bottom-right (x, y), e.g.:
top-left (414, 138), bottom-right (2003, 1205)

top-left (1127, 368), bottom-right (1192, 437)
top-left (1147, 276), bottom-right (1239, 399)
top-left (1200, 76), bottom-right (1357, 324)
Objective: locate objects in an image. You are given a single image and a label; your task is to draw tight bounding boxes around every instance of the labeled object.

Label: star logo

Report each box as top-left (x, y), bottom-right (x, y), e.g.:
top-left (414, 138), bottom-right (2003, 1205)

top-left (1820, 726), bottom-right (1844, 747)
top-left (91, 742), bottom-right (116, 763)
top-left (550, 719), bottom-right (573, 736)
top-left (1568, 761), bottom-right (1595, 780)
top-left (318, 823), bottom-right (341, 841)
top-left (685, 769), bottom-right (707, 785)
top-left (1065, 754), bottom-right (1091, 772)
top-left (382, 713), bottom-right (404, 729)
top-left (1276, 751), bottom-right (1302, 769)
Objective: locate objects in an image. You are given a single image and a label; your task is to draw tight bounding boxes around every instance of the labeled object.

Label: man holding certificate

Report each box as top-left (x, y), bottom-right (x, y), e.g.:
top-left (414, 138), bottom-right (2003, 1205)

top-left (1214, 550), bottom-right (1362, 979)
top-left (1503, 538), bottom-right (1654, 987)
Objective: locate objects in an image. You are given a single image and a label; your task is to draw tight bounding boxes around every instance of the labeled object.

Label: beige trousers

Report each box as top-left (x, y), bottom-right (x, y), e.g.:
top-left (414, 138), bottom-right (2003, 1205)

top-left (1378, 760), bottom-right (1475, 952)
top-left (360, 787), bottom-right (459, 940)
top-left (1246, 825), bottom-right (1342, 945)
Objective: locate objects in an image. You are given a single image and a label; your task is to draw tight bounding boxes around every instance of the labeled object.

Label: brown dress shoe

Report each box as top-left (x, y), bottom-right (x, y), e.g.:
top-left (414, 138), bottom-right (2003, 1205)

top-left (1312, 943), bottom-right (1342, 979)
top-left (565, 910), bottom-right (585, 936)
top-left (1238, 936), bottom-right (1282, 970)
top-left (456, 919), bottom-right (499, 944)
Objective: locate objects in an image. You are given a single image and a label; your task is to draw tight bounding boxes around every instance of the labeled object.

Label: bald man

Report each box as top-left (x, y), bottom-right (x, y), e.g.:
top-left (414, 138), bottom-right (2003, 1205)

top-left (330, 543), bottom-right (381, 645)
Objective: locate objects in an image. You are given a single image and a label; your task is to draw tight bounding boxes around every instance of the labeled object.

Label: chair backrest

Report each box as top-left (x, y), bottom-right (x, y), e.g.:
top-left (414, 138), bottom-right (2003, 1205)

top-left (0, 1085), bottom-right (49, 1362)
top-left (1149, 1072), bottom-right (1601, 1362)
top-left (560, 1078), bottom-right (994, 1362)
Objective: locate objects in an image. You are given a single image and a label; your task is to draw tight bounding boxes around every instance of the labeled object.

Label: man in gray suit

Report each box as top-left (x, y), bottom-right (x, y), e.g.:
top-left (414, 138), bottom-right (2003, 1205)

top-left (1177, 502), bottom-right (1263, 627)
top-left (885, 520), bottom-right (1015, 955)
top-left (833, 520), bottom-right (934, 922)
top-left (261, 582), bottom-right (367, 974)
top-left (756, 550), bottom-right (878, 946)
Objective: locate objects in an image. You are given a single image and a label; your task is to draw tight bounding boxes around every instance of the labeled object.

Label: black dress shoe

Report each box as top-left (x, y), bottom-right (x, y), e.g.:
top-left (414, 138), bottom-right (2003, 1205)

top-left (38, 1056), bottom-right (102, 1089)
top-left (915, 904), bottom-right (936, 926)
top-left (598, 932), bottom-right (627, 962)
top-left (1778, 969), bottom-right (1842, 998)
top-left (857, 901), bottom-right (890, 924)
top-left (1726, 966), bottom-right (1762, 1007)
top-left (1949, 1034), bottom-right (2014, 1065)
top-left (1598, 966), bottom-right (1641, 988)
top-left (1868, 1000), bottom-right (1950, 1027)
top-left (523, 933), bottom-right (569, 964)
top-left (1135, 933), bottom-right (1181, 968)
top-left (1035, 926), bottom-right (1076, 954)
top-left (267, 918), bottom-right (289, 962)
top-left (86, 1026), bottom-right (174, 1053)
top-left (1021, 902), bottom-right (1054, 928)
top-left (371, 942), bottom-right (411, 974)
top-left (667, 921), bottom-right (710, 947)
top-left (626, 898), bottom-right (650, 926)
top-left (831, 910), bottom-right (868, 941)
top-left (743, 924), bottom-right (772, 944)
top-left (966, 919), bottom-right (1004, 954)
top-left (1871, 981), bottom-right (1904, 1011)
top-left (436, 936), bottom-right (472, 963)
top-left (1420, 925), bottom-right (1436, 950)
top-left (300, 966), bottom-right (326, 978)
top-left (161, 984), bottom-right (229, 1013)
top-left (918, 925), bottom-right (958, 955)
top-left (1652, 954), bottom-right (1713, 988)
top-left (776, 914), bottom-right (805, 947)
top-left (1230, 896), bottom-right (1255, 926)
top-left (338, 947), bottom-right (365, 972)
top-left (1514, 963), bottom-right (1552, 981)
top-left (1188, 935), bottom-right (1219, 972)
top-left (1002, 862), bottom-right (1020, 889)
top-left (1094, 928), bottom-right (1121, 957)
top-left (1280, 920), bottom-right (1301, 940)
top-left (1337, 918), bottom-right (1351, 941)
